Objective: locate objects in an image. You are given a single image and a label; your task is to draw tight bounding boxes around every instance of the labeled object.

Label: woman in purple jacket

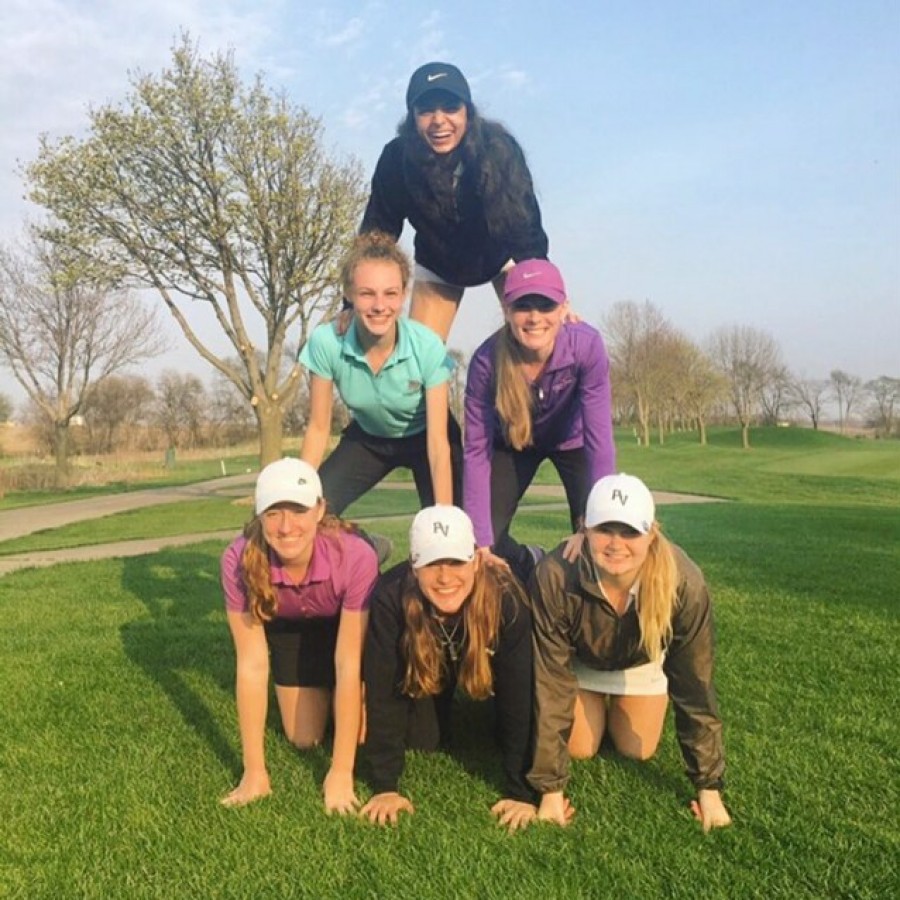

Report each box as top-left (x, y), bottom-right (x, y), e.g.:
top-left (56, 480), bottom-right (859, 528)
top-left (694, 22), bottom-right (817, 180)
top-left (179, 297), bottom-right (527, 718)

top-left (463, 259), bottom-right (616, 580)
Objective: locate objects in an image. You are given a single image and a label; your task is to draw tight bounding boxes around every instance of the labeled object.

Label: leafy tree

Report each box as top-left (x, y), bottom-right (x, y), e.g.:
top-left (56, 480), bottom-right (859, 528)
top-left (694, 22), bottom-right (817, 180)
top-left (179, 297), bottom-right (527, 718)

top-left (829, 369), bottom-right (863, 434)
top-left (0, 235), bottom-right (165, 481)
top-left (865, 376), bottom-right (900, 437)
top-left (26, 37), bottom-right (366, 465)
top-left (708, 325), bottom-right (783, 449)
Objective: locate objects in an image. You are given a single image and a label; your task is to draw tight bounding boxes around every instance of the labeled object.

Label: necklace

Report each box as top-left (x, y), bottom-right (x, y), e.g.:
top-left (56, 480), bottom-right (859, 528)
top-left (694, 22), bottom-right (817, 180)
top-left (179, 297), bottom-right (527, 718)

top-left (434, 616), bottom-right (464, 662)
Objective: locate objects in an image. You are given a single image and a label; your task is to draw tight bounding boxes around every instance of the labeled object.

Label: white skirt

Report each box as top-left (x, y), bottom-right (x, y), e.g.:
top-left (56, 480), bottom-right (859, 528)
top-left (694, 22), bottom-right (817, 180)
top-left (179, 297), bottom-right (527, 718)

top-left (572, 656), bottom-right (668, 697)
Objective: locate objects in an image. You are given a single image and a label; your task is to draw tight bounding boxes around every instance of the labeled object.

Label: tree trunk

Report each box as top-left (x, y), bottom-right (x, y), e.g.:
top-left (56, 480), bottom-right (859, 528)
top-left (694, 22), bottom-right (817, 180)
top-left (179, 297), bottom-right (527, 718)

top-left (741, 422), bottom-right (751, 449)
top-left (256, 401), bottom-right (286, 467)
top-left (698, 418), bottom-right (707, 446)
top-left (53, 421), bottom-right (71, 484)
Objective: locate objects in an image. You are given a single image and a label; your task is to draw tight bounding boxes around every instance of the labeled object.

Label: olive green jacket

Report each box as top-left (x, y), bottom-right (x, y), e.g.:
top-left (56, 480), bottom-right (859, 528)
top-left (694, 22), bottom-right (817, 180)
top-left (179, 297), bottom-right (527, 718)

top-left (527, 542), bottom-right (725, 795)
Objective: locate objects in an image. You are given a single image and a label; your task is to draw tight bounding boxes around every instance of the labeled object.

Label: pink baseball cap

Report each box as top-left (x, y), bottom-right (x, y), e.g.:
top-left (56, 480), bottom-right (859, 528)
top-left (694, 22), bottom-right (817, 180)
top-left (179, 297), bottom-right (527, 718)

top-left (503, 259), bottom-right (567, 306)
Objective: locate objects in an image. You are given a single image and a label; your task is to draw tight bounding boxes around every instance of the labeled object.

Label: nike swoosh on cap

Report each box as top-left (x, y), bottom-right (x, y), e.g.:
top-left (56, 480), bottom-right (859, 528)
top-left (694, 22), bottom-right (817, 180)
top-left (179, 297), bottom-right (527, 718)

top-left (522, 271), bottom-right (540, 278)
top-left (427, 72), bottom-right (448, 81)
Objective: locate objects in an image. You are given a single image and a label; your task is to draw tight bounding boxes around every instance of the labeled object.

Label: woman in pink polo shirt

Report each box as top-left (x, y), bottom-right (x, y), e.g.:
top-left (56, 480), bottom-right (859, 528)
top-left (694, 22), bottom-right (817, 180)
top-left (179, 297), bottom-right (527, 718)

top-left (220, 457), bottom-right (378, 814)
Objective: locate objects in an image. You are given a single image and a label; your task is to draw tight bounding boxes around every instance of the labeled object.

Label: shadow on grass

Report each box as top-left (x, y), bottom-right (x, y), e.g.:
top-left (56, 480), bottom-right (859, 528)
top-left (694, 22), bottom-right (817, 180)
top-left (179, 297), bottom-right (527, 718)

top-left (118, 542), bottom-right (342, 794)
top-left (368, 693), bottom-right (522, 802)
top-left (119, 545), bottom-right (242, 778)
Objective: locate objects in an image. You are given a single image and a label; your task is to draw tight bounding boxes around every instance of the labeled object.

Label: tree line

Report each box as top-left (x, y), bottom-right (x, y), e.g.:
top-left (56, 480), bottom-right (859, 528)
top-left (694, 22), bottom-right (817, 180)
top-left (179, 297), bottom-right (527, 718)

top-left (0, 38), bottom-right (895, 483)
top-left (602, 299), bottom-right (899, 448)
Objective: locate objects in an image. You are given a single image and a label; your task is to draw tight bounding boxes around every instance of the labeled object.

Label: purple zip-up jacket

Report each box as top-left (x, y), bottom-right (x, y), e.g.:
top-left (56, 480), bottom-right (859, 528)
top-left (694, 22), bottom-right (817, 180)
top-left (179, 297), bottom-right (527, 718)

top-left (463, 321), bottom-right (616, 548)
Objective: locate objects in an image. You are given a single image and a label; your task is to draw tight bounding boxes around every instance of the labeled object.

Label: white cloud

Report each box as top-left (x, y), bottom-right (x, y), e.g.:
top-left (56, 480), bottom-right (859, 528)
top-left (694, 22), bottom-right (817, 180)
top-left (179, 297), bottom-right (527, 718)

top-left (339, 79), bottom-right (393, 131)
top-left (407, 10), bottom-right (446, 67)
top-left (0, 0), bottom-right (287, 241)
top-left (320, 16), bottom-right (364, 48)
top-left (500, 68), bottom-right (529, 89)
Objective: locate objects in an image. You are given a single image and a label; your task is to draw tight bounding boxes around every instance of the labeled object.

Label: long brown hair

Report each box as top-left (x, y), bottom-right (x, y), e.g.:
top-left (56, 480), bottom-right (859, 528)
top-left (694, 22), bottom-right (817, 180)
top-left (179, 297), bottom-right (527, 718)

top-left (398, 110), bottom-right (541, 245)
top-left (399, 562), bottom-right (525, 700)
top-left (493, 324), bottom-right (534, 450)
top-left (240, 510), bottom-right (357, 623)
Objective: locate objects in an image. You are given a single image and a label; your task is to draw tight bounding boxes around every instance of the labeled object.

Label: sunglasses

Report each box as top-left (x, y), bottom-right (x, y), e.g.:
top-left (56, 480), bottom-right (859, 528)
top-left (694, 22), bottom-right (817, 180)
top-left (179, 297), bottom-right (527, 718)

top-left (509, 296), bottom-right (558, 314)
top-left (414, 99), bottom-right (465, 115)
top-left (593, 522), bottom-right (643, 539)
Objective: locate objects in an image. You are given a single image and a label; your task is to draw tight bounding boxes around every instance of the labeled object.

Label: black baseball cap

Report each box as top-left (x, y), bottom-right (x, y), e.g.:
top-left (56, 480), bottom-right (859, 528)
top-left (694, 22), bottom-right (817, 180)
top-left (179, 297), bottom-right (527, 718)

top-left (406, 62), bottom-right (471, 110)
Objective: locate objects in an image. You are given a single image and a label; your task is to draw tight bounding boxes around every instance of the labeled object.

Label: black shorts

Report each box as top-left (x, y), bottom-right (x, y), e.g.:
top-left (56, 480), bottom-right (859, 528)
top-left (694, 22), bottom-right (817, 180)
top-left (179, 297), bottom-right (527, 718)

top-left (264, 616), bottom-right (340, 688)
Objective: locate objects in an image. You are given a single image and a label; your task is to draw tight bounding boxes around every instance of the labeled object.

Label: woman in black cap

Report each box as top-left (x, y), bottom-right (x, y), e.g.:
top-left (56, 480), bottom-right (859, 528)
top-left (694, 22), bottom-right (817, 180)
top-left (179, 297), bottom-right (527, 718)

top-left (361, 61), bottom-right (549, 341)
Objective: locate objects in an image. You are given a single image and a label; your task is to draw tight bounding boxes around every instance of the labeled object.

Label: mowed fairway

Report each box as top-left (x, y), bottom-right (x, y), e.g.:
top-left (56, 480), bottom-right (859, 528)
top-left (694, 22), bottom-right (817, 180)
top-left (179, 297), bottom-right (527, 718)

top-left (1, 429), bottom-right (897, 898)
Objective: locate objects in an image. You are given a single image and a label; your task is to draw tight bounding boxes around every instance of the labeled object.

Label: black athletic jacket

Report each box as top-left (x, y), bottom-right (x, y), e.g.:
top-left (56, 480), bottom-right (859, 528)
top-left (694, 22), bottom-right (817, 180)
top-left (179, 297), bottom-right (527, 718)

top-left (361, 132), bottom-right (549, 287)
top-left (363, 562), bottom-right (535, 802)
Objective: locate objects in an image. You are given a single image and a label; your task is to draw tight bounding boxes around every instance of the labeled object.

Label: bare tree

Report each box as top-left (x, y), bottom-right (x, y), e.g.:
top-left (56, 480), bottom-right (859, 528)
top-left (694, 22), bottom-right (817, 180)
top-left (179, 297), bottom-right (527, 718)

top-left (865, 376), bottom-right (900, 436)
top-left (26, 37), bottom-right (366, 465)
top-left (209, 370), bottom-right (259, 446)
top-left (0, 235), bottom-right (165, 480)
top-left (603, 300), bottom-right (675, 446)
top-left (789, 377), bottom-right (829, 430)
top-left (707, 325), bottom-right (782, 449)
top-left (447, 348), bottom-right (468, 427)
top-left (155, 370), bottom-right (207, 450)
top-left (82, 374), bottom-right (155, 453)
top-left (759, 364), bottom-right (794, 426)
top-left (829, 369), bottom-right (863, 434)
top-left (0, 392), bottom-right (11, 423)
top-left (677, 340), bottom-right (727, 445)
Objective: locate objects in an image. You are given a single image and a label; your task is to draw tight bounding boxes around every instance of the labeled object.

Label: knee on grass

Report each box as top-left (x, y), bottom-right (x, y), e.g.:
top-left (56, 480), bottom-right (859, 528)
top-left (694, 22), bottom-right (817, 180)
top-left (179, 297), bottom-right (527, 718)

top-left (611, 736), bottom-right (659, 762)
top-left (286, 733), bottom-right (324, 751)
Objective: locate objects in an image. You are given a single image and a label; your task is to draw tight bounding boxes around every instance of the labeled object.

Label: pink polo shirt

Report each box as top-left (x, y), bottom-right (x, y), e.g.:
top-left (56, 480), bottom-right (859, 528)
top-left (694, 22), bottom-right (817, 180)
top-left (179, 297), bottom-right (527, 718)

top-left (221, 530), bottom-right (377, 619)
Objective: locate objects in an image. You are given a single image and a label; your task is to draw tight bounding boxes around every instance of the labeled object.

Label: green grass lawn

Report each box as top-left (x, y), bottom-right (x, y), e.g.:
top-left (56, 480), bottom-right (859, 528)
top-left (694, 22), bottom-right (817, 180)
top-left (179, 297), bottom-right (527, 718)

top-left (1, 428), bottom-right (898, 897)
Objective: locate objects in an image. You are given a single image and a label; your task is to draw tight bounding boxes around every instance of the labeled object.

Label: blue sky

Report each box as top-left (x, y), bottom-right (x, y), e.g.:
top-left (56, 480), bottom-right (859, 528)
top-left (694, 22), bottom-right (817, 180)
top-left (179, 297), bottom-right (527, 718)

top-left (1, 0), bottom-right (897, 403)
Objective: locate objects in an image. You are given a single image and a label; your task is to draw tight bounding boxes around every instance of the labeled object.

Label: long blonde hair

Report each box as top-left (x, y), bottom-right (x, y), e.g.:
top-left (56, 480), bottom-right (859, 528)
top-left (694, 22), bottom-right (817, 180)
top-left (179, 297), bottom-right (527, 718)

top-left (633, 524), bottom-right (678, 662)
top-left (493, 325), bottom-right (534, 450)
top-left (400, 563), bottom-right (525, 700)
top-left (240, 510), bottom-right (357, 623)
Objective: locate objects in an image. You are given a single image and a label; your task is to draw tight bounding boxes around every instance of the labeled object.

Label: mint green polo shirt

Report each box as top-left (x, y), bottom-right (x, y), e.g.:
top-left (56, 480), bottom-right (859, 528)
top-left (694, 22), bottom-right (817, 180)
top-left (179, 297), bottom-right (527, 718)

top-left (298, 318), bottom-right (455, 438)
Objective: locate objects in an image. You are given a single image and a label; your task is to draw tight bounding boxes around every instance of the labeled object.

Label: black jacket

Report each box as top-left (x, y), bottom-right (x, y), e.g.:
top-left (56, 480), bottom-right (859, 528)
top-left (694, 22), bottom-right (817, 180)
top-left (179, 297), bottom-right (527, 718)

top-left (528, 542), bottom-right (725, 794)
top-left (363, 562), bottom-right (535, 801)
top-left (361, 131), bottom-right (549, 286)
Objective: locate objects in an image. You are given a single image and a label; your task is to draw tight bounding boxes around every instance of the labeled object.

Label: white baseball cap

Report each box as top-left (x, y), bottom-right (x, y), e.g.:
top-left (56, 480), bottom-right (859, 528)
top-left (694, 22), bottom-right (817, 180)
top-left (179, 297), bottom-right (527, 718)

top-left (254, 458), bottom-right (323, 515)
top-left (409, 505), bottom-right (476, 568)
top-left (584, 473), bottom-right (655, 534)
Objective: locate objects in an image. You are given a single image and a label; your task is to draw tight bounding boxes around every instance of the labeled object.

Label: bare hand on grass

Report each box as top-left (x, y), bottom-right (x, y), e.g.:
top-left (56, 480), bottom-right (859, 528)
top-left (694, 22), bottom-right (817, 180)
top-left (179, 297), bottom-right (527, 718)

top-left (691, 789), bottom-right (732, 832)
top-left (359, 792), bottom-right (415, 826)
top-left (220, 769), bottom-right (271, 807)
top-left (491, 798), bottom-right (537, 832)
top-left (323, 768), bottom-right (360, 815)
top-left (536, 792), bottom-right (576, 826)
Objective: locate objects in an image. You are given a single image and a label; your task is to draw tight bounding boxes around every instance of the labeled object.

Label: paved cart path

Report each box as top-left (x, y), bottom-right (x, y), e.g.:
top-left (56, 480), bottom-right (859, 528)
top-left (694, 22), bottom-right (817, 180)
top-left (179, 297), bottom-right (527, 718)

top-left (0, 476), bottom-right (723, 575)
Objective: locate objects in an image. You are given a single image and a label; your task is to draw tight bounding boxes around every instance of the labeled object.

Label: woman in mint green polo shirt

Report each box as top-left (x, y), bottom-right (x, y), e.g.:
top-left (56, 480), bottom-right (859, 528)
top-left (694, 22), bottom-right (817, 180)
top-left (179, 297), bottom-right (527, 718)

top-left (299, 232), bottom-right (461, 514)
